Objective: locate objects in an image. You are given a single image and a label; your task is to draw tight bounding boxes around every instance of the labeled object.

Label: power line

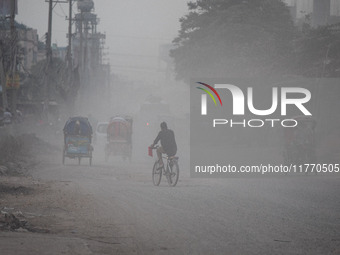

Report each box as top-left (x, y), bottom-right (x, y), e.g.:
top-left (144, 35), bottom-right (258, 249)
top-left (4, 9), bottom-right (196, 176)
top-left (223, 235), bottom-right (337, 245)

top-left (105, 33), bottom-right (173, 41)
top-left (109, 52), bottom-right (159, 59)
top-left (53, 9), bottom-right (64, 18)
top-left (58, 3), bottom-right (67, 17)
top-left (111, 64), bottom-right (166, 73)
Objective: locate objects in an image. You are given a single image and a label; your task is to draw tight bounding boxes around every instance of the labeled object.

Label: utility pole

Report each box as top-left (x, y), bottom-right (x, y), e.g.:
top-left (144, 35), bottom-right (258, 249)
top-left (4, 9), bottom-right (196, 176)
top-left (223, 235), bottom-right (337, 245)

top-left (43, 0), bottom-right (53, 120)
top-left (66, 0), bottom-right (75, 115)
top-left (0, 47), bottom-right (8, 110)
top-left (83, 19), bottom-right (88, 74)
top-left (79, 10), bottom-right (83, 74)
top-left (9, 0), bottom-right (17, 115)
top-left (67, 0), bottom-right (72, 71)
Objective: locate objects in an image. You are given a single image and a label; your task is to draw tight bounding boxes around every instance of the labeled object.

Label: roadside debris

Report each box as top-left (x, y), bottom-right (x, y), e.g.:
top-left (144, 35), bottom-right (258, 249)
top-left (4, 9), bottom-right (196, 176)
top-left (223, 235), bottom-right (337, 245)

top-left (0, 133), bottom-right (58, 176)
top-left (0, 184), bottom-right (34, 195)
top-left (0, 207), bottom-right (49, 233)
top-left (0, 213), bottom-right (27, 231)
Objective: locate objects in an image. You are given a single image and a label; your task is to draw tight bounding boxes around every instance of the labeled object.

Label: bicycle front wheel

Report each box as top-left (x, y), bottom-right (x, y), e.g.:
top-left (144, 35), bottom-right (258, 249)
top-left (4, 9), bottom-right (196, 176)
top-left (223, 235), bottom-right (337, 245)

top-left (167, 161), bottom-right (179, 187)
top-left (152, 161), bottom-right (162, 186)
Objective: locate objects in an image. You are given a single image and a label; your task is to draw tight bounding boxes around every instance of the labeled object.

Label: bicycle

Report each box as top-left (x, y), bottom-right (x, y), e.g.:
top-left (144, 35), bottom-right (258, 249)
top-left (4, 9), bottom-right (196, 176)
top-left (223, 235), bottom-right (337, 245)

top-left (151, 146), bottom-right (179, 187)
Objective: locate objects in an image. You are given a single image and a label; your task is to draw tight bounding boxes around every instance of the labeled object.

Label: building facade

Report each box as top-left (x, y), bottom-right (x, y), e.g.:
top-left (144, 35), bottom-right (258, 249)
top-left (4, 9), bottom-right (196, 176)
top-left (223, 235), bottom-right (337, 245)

top-left (284, 0), bottom-right (340, 26)
top-left (17, 28), bottom-right (43, 72)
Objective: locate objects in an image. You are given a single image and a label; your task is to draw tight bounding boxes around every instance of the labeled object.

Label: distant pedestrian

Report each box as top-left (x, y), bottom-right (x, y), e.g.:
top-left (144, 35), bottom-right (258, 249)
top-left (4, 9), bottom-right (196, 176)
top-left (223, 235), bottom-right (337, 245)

top-left (15, 109), bottom-right (23, 123)
top-left (3, 108), bottom-right (12, 125)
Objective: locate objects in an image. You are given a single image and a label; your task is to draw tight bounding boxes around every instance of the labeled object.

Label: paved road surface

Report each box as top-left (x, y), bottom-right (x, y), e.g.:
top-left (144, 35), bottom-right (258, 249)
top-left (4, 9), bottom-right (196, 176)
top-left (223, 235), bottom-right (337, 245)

top-left (24, 153), bottom-right (340, 255)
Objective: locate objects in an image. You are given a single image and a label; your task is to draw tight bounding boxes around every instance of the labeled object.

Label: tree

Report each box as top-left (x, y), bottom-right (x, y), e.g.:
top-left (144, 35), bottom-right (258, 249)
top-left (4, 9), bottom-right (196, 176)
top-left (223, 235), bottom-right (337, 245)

top-left (293, 24), bottom-right (340, 78)
top-left (170, 0), bottom-right (297, 81)
top-left (24, 58), bottom-right (79, 110)
top-left (0, 20), bottom-right (20, 109)
top-left (0, 20), bottom-right (31, 110)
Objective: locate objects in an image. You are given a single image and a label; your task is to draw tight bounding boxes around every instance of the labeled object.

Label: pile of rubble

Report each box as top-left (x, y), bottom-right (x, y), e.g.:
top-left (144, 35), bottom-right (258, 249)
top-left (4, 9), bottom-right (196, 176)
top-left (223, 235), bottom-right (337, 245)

top-left (0, 209), bottom-right (28, 232)
top-left (0, 206), bottom-right (49, 233)
top-left (0, 133), bottom-right (58, 176)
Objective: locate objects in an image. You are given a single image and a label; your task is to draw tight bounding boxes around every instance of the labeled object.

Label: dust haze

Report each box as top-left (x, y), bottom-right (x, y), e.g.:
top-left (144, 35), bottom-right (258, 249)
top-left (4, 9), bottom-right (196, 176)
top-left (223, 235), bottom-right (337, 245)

top-left (1, 1), bottom-right (339, 254)
top-left (13, 0), bottom-right (190, 165)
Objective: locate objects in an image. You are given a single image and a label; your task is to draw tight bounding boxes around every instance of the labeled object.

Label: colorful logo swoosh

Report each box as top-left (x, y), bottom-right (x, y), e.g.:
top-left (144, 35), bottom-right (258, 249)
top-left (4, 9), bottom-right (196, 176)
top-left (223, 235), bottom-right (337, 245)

top-left (196, 82), bottom-right (223, 106)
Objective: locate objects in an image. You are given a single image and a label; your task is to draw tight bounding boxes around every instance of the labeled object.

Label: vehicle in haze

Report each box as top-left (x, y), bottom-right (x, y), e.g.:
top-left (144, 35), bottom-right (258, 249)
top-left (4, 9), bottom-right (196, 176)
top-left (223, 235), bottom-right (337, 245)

top-left (93, 121), bottom-right (108, 149)
top-left (63, 116), bottom-right (93, 165)
top-left (105, 116), bottom-right (133, 161)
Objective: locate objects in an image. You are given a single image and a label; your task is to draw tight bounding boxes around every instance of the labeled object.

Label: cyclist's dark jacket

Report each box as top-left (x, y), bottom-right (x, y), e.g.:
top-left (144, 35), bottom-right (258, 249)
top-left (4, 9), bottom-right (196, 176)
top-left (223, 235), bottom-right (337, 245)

top-left (154, 129), bottom-right (177, 157)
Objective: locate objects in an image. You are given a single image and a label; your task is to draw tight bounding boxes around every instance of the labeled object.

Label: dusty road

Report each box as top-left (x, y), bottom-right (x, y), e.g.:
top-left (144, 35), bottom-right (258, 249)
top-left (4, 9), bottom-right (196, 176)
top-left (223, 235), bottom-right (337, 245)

top-left (1, 151), bottom-right (339, 255)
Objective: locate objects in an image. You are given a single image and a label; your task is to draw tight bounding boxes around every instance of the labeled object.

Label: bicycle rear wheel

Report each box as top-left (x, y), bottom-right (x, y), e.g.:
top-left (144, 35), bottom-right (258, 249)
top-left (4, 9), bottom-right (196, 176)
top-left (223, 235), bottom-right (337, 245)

top-left (167, 160), bottom-right (179, 187)
top-left (152, 161), bottom-right (162, 186)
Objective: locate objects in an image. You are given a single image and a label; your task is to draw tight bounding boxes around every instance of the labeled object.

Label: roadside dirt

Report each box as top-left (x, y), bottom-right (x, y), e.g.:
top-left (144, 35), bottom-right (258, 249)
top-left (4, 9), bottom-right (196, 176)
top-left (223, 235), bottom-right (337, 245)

top-left (0, 167), bottom-right (107, 255)
top-left (0, 175), bottom-right (88, 234)
top-left (0, 133), bottom-right (103, 254)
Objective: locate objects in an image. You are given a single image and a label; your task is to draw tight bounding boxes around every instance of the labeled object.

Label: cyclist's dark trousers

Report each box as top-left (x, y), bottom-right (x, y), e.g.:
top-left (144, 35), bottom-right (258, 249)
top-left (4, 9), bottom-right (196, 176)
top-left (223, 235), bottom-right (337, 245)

top-left (157, 146), bottom-right (165, 166)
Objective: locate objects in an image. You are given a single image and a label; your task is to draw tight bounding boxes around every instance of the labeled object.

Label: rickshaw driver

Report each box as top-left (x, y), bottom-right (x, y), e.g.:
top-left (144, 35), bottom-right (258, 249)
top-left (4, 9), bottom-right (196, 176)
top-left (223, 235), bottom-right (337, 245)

top-left (74, 120), bottom-right (81, 135)
top-left (151, 122), bottom-right (177, 169)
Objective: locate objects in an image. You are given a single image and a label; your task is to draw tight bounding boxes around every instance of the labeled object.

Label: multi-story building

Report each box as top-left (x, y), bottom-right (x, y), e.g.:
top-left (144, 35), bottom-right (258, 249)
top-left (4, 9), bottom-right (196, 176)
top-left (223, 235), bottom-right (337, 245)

top-left (52, 43), bottom-right (67, 61)
top-left (284, 0), bottom-right (340, 27)
top-left (73, 0), bottom-right (105, 73)
top-left (17, 27), bottom-right (44, 72)
top-left (0, 21), bottom-right (46, 73)
top-left (18, 28), bottom-right (68, 72)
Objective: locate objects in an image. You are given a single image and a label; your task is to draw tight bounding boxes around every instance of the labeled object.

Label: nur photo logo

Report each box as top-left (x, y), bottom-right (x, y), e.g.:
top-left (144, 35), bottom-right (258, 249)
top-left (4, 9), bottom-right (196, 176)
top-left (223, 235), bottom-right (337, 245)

top-left (196, 82), bottom-right (223, 115)
top-left (196, 82), bottom-right (312, 128)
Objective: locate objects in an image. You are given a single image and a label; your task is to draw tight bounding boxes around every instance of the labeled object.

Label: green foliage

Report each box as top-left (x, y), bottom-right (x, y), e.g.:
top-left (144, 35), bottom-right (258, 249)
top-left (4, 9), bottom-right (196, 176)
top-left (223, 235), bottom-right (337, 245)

top-left (171, 0), bottom-right (297, 81)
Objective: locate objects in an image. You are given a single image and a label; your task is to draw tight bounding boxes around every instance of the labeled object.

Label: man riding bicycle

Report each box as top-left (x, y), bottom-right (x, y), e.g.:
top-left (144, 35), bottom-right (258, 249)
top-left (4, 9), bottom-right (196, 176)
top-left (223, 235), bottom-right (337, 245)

top-left (151, 122), bottom-right (177, 168)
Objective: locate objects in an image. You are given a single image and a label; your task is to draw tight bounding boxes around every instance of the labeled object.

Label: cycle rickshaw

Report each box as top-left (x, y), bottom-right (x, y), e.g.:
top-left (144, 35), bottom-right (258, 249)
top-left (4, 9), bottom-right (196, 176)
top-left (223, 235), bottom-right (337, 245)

top-left (63, 116), bottom-right (93, 165)
top-left (105, 116), bottom-right (132, 161)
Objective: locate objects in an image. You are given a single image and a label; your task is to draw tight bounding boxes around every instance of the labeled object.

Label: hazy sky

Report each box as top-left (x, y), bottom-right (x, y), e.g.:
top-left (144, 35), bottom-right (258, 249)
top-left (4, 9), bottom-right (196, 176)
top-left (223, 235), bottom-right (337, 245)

top-left (16, 0), bottom-right (189, 79)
